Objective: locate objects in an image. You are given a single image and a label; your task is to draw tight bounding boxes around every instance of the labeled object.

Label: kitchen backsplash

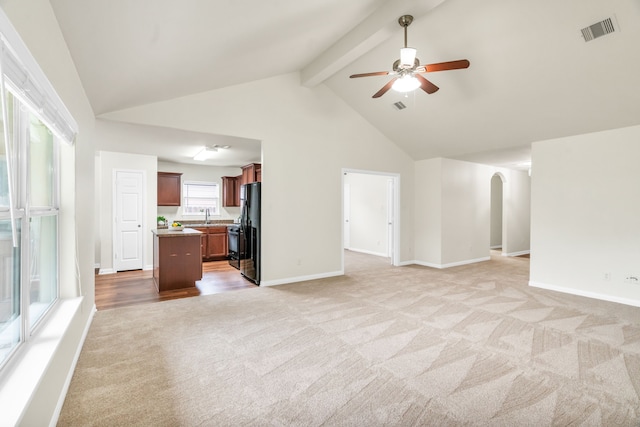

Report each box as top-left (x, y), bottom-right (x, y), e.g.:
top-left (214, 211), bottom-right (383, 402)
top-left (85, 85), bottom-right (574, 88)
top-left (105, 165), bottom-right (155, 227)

top-left (156, 219), bottom-right (237, 229)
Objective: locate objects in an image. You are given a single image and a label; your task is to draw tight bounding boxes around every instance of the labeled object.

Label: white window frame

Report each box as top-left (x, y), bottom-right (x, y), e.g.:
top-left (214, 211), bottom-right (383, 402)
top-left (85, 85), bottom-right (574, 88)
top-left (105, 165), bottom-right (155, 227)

top-left (0, 91), bottom-right (61, 370)
top-left (182, 180), bottom-right (220, 217)
top-left (0, 8), bottom-right (75, 373)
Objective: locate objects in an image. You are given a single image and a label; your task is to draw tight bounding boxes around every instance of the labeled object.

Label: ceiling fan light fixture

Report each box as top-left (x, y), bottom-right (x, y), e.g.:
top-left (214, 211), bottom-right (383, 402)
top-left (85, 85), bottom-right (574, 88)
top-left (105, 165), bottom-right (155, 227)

top-left (392, 74), bottom-right (420, 92)
top-left (400, 47), bottom-right (416, 67)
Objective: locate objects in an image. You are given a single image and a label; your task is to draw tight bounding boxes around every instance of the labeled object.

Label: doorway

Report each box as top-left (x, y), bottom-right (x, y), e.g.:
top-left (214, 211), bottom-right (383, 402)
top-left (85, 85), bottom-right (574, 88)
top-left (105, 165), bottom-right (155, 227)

top-left (342, 169), bottom-right (400, 270)
top-left (490, 173), bottom-right (505, 253)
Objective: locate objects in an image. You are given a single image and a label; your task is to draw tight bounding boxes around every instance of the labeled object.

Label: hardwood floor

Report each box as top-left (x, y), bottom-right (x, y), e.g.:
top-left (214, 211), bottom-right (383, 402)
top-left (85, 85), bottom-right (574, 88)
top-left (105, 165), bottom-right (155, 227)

top-left (95, 261), bottom-right (257, 310)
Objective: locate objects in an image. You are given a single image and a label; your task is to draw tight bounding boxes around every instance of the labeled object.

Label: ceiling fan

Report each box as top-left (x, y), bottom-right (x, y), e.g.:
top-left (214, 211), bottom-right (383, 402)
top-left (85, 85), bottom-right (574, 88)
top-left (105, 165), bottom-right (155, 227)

top-left (350, 15), bottom-right (470, 98)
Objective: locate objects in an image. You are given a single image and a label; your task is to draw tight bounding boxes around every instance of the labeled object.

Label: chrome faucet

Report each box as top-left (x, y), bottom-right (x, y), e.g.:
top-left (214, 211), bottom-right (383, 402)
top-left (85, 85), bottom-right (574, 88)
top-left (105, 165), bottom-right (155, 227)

top-left (205, 208), bottom-right (210, 224)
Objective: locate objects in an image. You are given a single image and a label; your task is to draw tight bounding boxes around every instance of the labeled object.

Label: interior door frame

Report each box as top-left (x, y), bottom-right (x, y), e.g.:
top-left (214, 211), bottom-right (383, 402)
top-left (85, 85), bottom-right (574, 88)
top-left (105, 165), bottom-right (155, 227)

top-left (341, 168), bottom-right (401, 269)
top-left (112, 168), bottom-right (147, 271)
top-left (343, 182), bottom-right (351, 249)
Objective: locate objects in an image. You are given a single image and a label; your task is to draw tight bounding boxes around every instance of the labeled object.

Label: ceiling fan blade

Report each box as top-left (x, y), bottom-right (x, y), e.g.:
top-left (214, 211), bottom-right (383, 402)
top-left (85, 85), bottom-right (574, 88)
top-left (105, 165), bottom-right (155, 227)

top-left (421, 59), bottom-right (470, 73)
top-left (416, 74), bottom-right (439, 94)
top-left (350, 71), bottom-right (391, 78)
top-left (372, 78), bottom-right (397, 98)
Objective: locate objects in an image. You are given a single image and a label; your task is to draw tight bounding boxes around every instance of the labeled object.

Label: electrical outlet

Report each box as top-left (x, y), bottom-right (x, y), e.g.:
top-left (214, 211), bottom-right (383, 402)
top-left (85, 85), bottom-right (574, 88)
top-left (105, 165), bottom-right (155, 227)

top-left (624, 274), bottom-right (639, 284)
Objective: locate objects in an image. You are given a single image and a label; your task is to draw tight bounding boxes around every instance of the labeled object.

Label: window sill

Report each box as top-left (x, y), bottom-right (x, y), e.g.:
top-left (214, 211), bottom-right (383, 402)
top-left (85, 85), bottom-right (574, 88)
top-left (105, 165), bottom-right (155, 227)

top-left (0, 297), bottom-right (86, 426)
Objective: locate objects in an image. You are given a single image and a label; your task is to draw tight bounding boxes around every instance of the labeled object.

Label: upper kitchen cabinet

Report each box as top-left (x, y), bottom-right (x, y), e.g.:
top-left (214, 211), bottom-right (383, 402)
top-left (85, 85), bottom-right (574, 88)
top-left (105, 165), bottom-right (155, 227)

top-left (241, 163), bottom-right (261, 187)
top-left (221, 176), bottom-right (240, 207)
top-left (157, 172), bottom-right (182, 206)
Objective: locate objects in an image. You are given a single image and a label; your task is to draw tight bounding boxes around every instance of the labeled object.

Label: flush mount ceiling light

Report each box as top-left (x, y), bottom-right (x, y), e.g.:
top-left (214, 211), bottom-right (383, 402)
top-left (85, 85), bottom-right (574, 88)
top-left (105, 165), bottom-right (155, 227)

top-left (193, 146), bottom-right (217, 161)
top-left (193, 144), bottom-right (230, 161)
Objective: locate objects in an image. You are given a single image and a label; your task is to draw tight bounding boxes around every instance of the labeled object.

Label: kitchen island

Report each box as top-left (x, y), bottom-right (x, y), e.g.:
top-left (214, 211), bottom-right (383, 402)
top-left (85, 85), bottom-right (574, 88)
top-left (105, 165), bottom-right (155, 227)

top-left (152, 228), bottom-right (203, 292)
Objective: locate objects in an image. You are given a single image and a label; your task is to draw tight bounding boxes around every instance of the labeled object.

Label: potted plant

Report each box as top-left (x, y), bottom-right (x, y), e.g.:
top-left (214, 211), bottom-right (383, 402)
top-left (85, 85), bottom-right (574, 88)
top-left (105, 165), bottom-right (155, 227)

top-left (157, 215), bottom-right (166, 226)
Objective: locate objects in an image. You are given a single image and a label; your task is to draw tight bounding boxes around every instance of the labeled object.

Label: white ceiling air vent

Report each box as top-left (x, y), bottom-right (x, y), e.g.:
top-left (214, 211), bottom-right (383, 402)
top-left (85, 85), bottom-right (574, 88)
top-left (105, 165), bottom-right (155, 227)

top-left (393, 101), bottom-right (407, 111)
top-left (581, 17), bottom-right (616, 42)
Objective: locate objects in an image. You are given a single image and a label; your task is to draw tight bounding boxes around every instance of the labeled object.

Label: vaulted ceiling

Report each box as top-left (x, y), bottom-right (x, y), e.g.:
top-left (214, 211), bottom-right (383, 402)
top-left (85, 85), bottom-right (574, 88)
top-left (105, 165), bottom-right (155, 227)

top-left (50, 0), bottom-right (640, 169)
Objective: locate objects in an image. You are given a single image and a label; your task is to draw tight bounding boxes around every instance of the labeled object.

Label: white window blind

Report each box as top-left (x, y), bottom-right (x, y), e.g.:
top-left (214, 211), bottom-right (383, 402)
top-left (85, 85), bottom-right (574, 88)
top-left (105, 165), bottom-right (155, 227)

top-left (182, 181), bottom-right (219, 215)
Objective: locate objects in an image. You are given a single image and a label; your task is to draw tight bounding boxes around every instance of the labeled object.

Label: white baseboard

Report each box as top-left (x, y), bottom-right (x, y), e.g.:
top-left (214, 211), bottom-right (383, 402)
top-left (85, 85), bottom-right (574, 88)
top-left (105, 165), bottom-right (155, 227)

top-left (93, 263), bottom-right (100, 269)
top-left (50, 304), bottom-right (96, 427)
top-left (504, 250), bottom-right (530, 257)
top-left (529, 281), bottom-right (640, 308)
top-left (99, 266), bottom-right (152, 274)
top-left (490, 245), bottom-right (502, 249)
top-left (411, 260), bottom-right (442, 269)
top-left (345, 248), bottom-right (389, 258)
top-left (261, 270), bottom-right (344, 287)
top-left (411, 256), bottom-right (491, 269)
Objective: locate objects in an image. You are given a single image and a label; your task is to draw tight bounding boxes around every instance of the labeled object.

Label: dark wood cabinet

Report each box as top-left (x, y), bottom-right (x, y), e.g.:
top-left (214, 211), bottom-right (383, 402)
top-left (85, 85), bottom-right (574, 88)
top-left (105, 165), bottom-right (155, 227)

top-left (221, 176), bottom-right (240, 207)
top-left (152, 230), bottom-right (202, 291)
top-left (193, 226), bottom-right (228, 260)
top-left (207, 229), bottom-right (228, 258)
top-left (157, 172), bottom-right (182, 206)
top-left (240, 163), bottom-right (261, 187)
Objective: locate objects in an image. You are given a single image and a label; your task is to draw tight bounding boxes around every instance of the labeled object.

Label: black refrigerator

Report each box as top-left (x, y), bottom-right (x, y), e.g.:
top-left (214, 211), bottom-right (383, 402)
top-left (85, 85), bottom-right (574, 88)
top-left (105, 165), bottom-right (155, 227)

top-left (240, 182), bottom-right (261, 285)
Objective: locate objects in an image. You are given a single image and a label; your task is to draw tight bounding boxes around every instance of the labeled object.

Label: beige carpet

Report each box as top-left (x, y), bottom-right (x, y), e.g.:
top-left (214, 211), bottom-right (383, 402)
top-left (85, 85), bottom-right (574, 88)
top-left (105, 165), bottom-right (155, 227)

top-left (58, 251), bottom-right (640, 426)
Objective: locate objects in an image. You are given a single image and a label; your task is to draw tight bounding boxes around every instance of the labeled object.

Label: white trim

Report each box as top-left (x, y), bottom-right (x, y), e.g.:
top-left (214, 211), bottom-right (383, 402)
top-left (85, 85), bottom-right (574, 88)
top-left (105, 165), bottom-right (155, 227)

top-left (143, 264), bottom-right (154, 271)
top-left (0, 9), bottom-right (78, 144)
top-left (346, 247), bottom-right (389, 258)
top-left (411, 260), bottom-right (442, 269)
top-left (0, 297), bottom-right (84, 427)
top-left (503, 250), bottom-right (530, 257)
top-left (411, 256), bottom-right (491, 269)
top-left (260, 270), bottom-right (343, 287)
top-left (529, 281), bottom-right (640, 308)
top-left (98, 268), bottom-right (115, 275)
top-left (490, 245), bottom-right (502, 249)
top-left (49, 304), bottom-right (96, 427)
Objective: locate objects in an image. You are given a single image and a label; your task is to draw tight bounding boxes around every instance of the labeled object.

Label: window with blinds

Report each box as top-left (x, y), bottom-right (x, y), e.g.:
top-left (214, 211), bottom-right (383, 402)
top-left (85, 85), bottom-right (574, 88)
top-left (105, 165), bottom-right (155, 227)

top-left (182, 181), bottom-right (219, 216)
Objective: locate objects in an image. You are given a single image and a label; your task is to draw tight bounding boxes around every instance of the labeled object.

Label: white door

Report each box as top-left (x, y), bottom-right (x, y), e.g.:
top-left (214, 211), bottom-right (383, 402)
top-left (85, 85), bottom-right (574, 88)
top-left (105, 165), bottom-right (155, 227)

top-left (343, 183), bottom-right (351, 249)
top-left (114, 170), bottom-right (144, 271)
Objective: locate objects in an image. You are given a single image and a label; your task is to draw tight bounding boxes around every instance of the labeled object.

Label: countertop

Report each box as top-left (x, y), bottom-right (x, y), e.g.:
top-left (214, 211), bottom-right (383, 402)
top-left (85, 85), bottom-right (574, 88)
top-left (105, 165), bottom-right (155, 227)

top-left (151, 228), bottom-right (203, 237)
top-left (156, 221), bottom-right (239, 230)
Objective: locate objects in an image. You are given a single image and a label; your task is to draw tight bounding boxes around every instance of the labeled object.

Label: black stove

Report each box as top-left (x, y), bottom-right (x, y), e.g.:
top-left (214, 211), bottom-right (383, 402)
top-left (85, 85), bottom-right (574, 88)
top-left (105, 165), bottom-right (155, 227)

top-left (227, 224), bottom-right (241, 269)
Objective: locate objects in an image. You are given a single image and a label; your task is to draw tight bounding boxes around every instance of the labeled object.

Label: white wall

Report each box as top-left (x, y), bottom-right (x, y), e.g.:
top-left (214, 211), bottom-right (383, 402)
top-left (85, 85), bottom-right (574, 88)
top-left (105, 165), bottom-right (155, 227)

top-left (530, 125), bottom-right (640, 306)
top-left (157, 160), bottom-right (242, 223)
top-left (102, 72), bottom-right (416, 284)
top-left (0, 1), bottom-right (96, 425)
top-left (414, 158), bottom-right (442, 265)
top-left (503, 168), bottom-right (531, 256)
top-left (441, 158), bottom-right (492, 265)
top-left (414, 158), bottom-right (530, 267)
top-left (97, 151), bottom-right (158, 273)
top-left (344, 172), bottom-right (390, 257)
